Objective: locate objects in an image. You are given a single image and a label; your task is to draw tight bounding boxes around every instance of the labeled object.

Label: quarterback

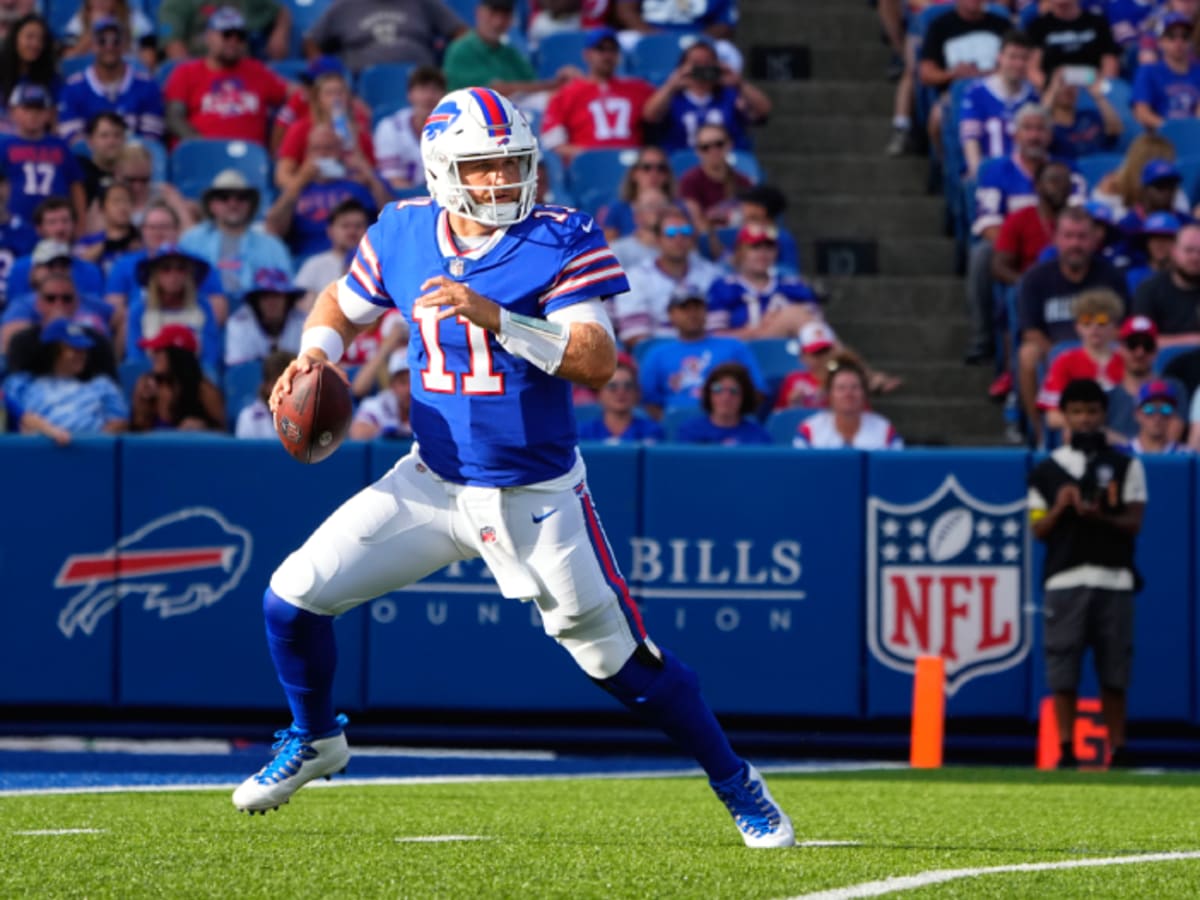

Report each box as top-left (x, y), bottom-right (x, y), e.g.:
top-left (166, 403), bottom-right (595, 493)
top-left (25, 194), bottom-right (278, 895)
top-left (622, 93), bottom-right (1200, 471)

top-left (232, 87), bottom-right (793, 849)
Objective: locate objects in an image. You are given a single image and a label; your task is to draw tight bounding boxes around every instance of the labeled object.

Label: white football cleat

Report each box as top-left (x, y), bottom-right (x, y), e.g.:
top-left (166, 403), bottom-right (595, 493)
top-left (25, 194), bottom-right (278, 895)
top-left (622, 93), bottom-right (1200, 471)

top-left (233, 714), bottom-right (350, 814)
top-left (710, 762), bottom-right (796, 848)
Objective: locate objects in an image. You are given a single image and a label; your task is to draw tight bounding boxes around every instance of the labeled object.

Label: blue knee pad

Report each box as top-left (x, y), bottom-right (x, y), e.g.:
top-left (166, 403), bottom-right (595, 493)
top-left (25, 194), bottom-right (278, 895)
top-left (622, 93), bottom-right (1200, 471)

top-left (264, 588), bottom-right (338, 736)
top-left (598, 645), bottom-right (741, 782)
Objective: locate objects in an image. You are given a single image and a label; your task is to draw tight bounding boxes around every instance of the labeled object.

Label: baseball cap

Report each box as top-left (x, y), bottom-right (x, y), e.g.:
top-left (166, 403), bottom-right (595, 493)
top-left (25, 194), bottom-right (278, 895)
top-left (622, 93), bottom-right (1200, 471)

top-left (481, 0), bottom-right (517, 10)
top-left (246, 267), bottom-right (304, 301)
top-left (32, 239), bottom-right (72, 265)
top-left (667, 284), bottom-right (706, 307)
top-left (135, 243), bottom-right (211, 286)
top-left (585, 27), bottom-right (619, 50)
top-left (1120, 315), bottom-right (1158, 340)
top-left (736, 223), bottom-right (779, 246)
top-left (799, 320), bottom-right (837, 354)
top-left (40, 318), bottom-right (93, 349)
top-left (208, 6), bottom-right (247, 31)
top-left (1142, 211), bottom-right (1181, 236)
top-left (300, 55), bottom-right (347, 85)
top-left (388, 349), bottom-right (410, 376)
top-left (138, 323), bottom-right (199, 354)
top-left (1137, 379), bottom-right (1178, 405)
top-left (8, 82), bottom-right (53, 109)
top-left (1083, 200), bottom-right (1115, 226)
top-left (1159, 11), bottom-right (1193, 35)
top-left (91, 15), bottom-right (121, 33)
top-left (1142, 159), bottom-right (1181, 186)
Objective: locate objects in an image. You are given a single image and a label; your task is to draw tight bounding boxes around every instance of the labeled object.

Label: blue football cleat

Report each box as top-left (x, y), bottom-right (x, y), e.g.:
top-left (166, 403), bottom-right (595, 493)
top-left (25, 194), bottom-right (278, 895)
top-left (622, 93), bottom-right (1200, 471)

top-left (710, 762), bottom-right (795, 848)
top-left (233, 714), bottom-right (350, 813)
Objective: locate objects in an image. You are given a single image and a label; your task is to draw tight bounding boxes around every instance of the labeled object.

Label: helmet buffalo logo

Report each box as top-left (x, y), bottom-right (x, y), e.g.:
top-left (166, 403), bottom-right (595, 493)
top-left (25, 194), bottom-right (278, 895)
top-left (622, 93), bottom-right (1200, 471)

top-left (54, 508), bottom-right (253, 638)
top-left (423, 101), bottom-right (461, 142)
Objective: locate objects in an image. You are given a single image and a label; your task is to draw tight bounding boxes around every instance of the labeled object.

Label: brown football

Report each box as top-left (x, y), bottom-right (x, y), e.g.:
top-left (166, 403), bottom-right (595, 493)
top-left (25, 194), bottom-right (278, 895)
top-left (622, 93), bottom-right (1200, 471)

top-left (274, 362), bottom-right (353, 464)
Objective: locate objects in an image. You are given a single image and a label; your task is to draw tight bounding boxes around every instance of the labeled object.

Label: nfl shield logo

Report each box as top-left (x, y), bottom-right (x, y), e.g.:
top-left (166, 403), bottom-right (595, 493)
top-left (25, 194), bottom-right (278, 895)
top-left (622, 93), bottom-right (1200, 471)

top-left (867, 475), bottom-right (1032, 696)
top-left (449, 258), bottom-right (466, 277)
top-left (480, 526), bottom-right (497, 544)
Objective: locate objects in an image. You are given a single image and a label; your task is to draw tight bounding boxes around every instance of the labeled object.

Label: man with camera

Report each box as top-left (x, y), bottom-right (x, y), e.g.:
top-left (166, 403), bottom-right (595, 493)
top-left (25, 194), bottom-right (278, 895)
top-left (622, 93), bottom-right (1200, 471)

top-left (1028, 377), bottom-right (1147, 769)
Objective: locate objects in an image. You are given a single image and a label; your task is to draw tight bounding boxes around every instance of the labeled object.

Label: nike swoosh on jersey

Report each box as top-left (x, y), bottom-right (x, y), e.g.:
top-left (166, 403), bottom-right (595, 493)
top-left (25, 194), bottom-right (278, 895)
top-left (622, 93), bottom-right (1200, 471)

top-left (531, 508), bottom-right (559, 524)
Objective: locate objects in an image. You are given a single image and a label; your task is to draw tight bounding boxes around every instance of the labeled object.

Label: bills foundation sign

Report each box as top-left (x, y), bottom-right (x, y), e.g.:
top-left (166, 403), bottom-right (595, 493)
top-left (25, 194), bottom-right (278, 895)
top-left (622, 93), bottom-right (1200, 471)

top-left (867, 476), bottom-right (1032, 695)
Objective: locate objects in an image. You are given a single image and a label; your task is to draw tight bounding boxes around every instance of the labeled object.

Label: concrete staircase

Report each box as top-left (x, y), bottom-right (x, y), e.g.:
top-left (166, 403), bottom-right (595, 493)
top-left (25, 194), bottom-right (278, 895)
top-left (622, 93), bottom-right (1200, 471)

top-left (738, 0), bottom-right (1004, 445)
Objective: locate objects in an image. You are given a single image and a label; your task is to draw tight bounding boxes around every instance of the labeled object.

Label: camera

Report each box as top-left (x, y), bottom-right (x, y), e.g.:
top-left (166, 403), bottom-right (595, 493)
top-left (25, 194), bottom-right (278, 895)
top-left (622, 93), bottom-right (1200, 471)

top-left (1061, 65), bottom-right (1097, 87)
top-left (690, 64), bottom-right (720, 82)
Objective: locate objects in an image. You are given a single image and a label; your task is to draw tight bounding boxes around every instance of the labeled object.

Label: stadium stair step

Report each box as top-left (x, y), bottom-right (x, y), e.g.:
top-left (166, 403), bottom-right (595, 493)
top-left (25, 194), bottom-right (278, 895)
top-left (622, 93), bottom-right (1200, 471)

top-left (743, 0), bottom-right (1005, 444)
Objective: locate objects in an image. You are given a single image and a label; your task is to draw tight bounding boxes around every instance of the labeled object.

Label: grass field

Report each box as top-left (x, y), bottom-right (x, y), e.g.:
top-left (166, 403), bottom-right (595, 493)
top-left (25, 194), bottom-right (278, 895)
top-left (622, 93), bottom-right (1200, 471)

top-left (5, 768), bottom-right (1200, 898)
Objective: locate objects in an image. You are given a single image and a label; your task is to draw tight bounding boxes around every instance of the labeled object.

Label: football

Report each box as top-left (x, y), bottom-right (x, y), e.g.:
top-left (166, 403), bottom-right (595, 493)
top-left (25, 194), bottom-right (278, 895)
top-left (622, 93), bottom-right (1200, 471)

top-left (274, 362), bottom-right (353, 464)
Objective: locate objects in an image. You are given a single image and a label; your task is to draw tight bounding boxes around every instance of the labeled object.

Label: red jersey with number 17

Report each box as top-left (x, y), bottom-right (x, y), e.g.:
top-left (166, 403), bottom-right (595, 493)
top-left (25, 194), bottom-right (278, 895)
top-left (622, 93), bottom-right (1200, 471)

top-left (541, 77), bottom-right (656, 151)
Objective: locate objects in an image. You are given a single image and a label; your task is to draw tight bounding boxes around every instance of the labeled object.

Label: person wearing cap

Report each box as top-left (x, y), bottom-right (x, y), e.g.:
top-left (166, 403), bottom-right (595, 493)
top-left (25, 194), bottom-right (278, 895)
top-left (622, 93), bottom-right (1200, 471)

top-left (1, 315), bottom-right (128, 443)
top-left (578, 357), bottom-right (666, 444)
top-left (644, 37), bottom-right (770, 155)
top-left (163, 6), bottom-right (290, 146)
top-left (1123, 379), bottom-right (1190, 454)
top-left (265, 122), bottom-right (386, 261)
top-left (1125, 212), bottom-right (1180, 294)
top-left (349, 348), bottom-right (413, 441)
top-left (371, 66), bottom-right (446, 192)
top-left (1026, 0), bottom-right (1121, 90)
top-left (1115, 160), bottom-right (1189, 244)
top-left (160, 0), bottom-right (291, 62)
top-left (301, 0), bottom-right (468, 75)
top-left (123, 244), bottom-right (221, 375)
top-left (541, 28), bottom-right (656, 165)
top-left (1133, 13), bottom-right (1200, 131)
top-left (130, 322), bottom-right (225, 431)
top-left (706, 222), bottom-right (819, 339)
top-left (178, 168), bottom-right (293, 299)
top-left (235, 348), bottom-right (294, 438)
top-left (1132, 221), bottom-right (1200, 346)
top-left (0, 82), bottom-right (87, 245)
top-left (224, 267), bottom-right (306, 367)
top-left (774, 320), bottom-right (838, 411)
top-left (444, 0), bottom-right (575, 98)
top-left (1108, 314), bottom-right (1187, 443)
top-left (62, 3), bottom-right (156, 70)
top-left (57, 16), bottom-right (165, 145)
top-left (638, 284), bottom-right (767, 419)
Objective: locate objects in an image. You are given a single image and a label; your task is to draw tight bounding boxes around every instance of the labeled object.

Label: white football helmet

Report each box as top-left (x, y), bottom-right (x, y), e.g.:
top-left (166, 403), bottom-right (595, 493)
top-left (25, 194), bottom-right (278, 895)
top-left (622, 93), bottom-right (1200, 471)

top-left (420, 87), bottom-right (540, 228)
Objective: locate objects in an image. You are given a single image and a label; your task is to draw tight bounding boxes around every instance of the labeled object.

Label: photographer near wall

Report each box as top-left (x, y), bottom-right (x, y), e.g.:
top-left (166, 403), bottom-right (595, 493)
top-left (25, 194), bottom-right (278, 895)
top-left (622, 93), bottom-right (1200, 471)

top-left (1028, 378), bottom-right (1147, 769)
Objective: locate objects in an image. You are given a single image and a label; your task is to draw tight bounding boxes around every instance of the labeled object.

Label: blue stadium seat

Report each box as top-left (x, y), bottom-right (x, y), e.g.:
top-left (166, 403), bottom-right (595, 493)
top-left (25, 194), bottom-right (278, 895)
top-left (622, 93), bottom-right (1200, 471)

top-left (119, 359), bottom-right (150, 405)
top-left (357, 63), bottom-right (415, 121)
top-left (45, 0), bottom-right (77, 39)
top-left (627, 32), bottom-right (688, 85)
top-left (631, 336), bottom-right (668, 367)
top-left (154, 58), bottom-right (180, 88)
top-left (61, 55), bottom-right (94, 79)
top-left (169, 139), bottom-right (272, 202)
top-left (746, 337), bottom-right (799, 401)
top-left (1177, 154), bottom-right (1200, 205)
top-left (223, 360), bottom-right (264, 431)
top-left (1046, 339), bottom-right (1082, 368)
top-left (535, 30), bottom-right (590, 80)
top-left (1075, 151), bottom-right (1124, 189)
top-left (1155, 344), bottom-right (1197, 375)
top-left (573, 402), bottom-right (602, 427)
top-left (765, 407), bottom-right (816, 445)
top-left (443, 0), bottom-right (480, 23)
top-left (568, 148), bottom-right (638, 214)
top-left (668, 148), bottom-right (762, 183)
top-left (269, 58), bottom-right (310, 82)
top-left (539, 148), bottom-right (573, 206)
top-left (662, 405), bottom-right (699, 440)
top-left (286, 0), bottom-right (333, 56)
top-left (1161, 119), bottom-right (1200, 158)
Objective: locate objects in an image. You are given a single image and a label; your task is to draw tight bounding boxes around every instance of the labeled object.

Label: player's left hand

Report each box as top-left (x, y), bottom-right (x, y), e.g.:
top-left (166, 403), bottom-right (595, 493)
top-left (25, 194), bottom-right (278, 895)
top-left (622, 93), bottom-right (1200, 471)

top-left (415, 276), bottom-right (502, 332)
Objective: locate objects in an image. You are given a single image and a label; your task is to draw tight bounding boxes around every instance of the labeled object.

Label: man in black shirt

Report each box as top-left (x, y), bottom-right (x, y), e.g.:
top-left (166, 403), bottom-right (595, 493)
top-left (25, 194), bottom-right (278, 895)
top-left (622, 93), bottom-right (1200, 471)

top-left (1028, 378), bottom-right (1146, 768)
top-left (1132, 222), bottom-right (1200, 343)
top-left (1026, 0), bottom-right (1121, 89)
top-left (1017, 206), bottom-right (1130, 445)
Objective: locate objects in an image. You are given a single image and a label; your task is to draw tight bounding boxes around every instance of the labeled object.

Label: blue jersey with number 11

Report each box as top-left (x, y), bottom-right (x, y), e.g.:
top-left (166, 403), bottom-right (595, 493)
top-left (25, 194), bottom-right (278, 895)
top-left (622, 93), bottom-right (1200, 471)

top-left (343, 198), bottom-right (629, 487)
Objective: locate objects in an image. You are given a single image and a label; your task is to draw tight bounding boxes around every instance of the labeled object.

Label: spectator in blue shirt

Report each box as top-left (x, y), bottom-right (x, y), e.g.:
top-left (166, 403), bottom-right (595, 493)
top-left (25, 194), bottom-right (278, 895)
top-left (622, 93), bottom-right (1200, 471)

top-left (577, 358), bottom-right (666, 444)
top-left (675, 360), bottom-right (771, 445)
top-left (1044, 66), bottom-right (1122, 160)
top-left (1133, 12), bottom-right (1200, 130)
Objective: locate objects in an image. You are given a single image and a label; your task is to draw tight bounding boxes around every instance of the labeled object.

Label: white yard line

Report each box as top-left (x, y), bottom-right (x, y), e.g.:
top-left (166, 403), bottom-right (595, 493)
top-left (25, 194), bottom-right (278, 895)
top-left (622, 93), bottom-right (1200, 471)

top-left (786, 851), bottom-right (1200, 900)
top-left (394, 835), bottom-right (491, 843)
top-left (13, 829), bottom-right (105, 836)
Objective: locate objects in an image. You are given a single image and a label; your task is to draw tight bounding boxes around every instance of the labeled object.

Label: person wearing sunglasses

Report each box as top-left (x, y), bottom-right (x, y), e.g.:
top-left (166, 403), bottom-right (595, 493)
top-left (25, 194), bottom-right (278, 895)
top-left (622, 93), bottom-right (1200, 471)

top-left (596, 146), bottom-right (689, 242)
top-left (163, 6), bottom-right (289, 146)
top-left (160, 0), bottom-right (292, 62)
top-left (1037, 289), bottom-right (1125, 441)
top-left (577, 358), bottom-right (664, 444)
top-left (674, 361), bottom-right (771, 446)
top-left (1121, 380), bottom-right (1190, 454)
top-left (1107, 315), bottom-right (1186, 445)
top-left (678, 123), bottom-right (753, 236)
top-left (130, 322), bottom-right (225, 431)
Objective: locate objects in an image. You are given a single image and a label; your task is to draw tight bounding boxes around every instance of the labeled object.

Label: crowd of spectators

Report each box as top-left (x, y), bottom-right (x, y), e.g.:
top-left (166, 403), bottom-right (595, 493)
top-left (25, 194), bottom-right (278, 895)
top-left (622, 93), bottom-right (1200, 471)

top-left (0, 0), bottom-right (910, 451)
top-left (881, 0), bottom-right (1200, 454)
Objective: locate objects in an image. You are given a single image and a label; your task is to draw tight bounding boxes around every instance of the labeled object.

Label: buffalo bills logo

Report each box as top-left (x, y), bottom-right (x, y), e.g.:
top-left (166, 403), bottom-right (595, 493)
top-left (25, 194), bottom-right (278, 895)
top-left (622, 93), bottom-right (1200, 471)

top-left (423, 101), bottom-right (461, 142)
top-left (867, 476), bottom-right (1032, 695)
top-left (55, 508), bottom-right (253, 638)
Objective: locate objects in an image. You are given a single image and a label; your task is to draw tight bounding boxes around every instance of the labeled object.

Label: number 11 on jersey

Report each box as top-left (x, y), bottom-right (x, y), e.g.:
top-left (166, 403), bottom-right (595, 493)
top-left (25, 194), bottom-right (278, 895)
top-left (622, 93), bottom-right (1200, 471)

top-left (413, 304), bottom-right (505, 395)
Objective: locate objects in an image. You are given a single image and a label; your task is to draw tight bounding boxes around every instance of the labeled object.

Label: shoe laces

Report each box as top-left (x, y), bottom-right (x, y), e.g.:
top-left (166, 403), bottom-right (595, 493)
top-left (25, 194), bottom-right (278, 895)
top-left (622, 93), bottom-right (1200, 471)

top-left (712, 766), bottom-right (781, 837)
top-left (254, 713), bottom-right (348, 785)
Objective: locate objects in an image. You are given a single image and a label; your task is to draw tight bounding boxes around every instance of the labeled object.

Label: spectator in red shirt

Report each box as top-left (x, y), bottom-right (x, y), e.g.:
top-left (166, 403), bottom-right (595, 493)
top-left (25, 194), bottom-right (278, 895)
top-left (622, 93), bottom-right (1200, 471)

top-left (678, 122), bottom-right (752, 235)
top-left (775, 320), bottom-right (838, 411)
top-left (993, 160), bottom-right (1073, 285)
top-left (1038, 288), bottom-right (1126, 436)
top-left (540, 27), bottom-right (655, 165)
top-left (164, 6), bottom-right (289, 147)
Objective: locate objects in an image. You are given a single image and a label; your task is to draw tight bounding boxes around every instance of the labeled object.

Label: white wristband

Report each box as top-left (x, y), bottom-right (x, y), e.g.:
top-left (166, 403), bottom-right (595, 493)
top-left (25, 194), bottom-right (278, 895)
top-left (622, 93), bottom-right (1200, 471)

top-left (299, 325), bottom-right (345, 364)
top-left (496, 308), bottom-right (569, 375)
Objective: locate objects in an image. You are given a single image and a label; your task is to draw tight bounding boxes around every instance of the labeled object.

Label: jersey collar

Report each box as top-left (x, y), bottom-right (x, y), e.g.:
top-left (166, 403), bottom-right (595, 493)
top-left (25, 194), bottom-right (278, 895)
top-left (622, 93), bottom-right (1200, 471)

top-left (436, 209), bottom-right (508, 262)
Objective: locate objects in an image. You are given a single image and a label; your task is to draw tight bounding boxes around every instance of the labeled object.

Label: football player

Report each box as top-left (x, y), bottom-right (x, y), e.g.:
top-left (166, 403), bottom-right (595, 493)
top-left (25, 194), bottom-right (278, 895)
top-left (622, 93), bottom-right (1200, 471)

top-left (232, 87), bottom-right (794, 849)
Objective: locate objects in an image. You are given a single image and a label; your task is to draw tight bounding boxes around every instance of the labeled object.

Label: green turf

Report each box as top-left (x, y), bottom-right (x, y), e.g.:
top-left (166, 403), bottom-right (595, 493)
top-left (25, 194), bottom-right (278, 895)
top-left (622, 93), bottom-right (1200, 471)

top-left (4, 768), bottom-right (1200, 898)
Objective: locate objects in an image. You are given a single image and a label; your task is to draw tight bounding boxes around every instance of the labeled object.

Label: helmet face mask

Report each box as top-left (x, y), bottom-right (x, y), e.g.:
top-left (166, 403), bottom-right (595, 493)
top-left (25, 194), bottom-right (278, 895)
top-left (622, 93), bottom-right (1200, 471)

top-left (421, 88), bottom-right (540, 228)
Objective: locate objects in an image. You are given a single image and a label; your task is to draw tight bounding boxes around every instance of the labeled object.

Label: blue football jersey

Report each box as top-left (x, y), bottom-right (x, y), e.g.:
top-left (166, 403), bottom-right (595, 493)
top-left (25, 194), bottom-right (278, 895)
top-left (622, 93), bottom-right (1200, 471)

top-left (57, 67), bottom-right (166, 143)
top-left (958, 77), bottom-right (1039, 164)
top-left (343, 198), bottom-right (629, 487)
top-left (0, 135), bottom-right (83, 243)
top-left (706, 274), bottom-right (817, 331)
top-left (660, 87), bottom-right (751, 152)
